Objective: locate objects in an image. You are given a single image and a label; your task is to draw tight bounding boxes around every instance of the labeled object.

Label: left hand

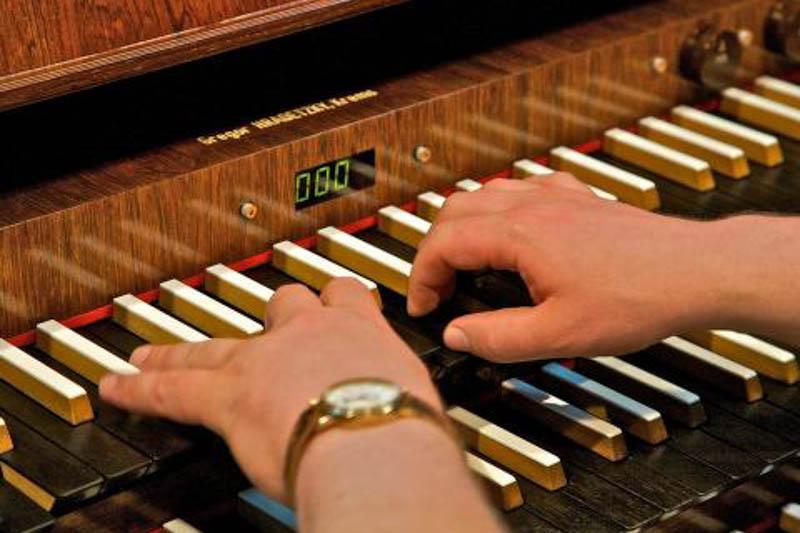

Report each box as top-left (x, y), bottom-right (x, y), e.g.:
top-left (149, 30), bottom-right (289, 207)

top-left (99, 277), bottom-right (440, 501)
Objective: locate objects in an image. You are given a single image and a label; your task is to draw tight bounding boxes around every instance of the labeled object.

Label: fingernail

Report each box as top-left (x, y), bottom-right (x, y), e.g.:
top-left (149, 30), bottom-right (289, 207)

top-left (407, 287), bottom-right (439, 317)
top-left (444, 326), bottom-right (470, 352)
top-left (130, 346), bottom-right (152, 366)
top-left (99, 375), bottom-right (118, 397)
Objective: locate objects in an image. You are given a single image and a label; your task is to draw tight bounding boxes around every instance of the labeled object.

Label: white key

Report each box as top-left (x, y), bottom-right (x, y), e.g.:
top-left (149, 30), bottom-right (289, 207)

top-left (539, 362), bottom-right (667, 444)
top-left (671, 105), bottom-right (783, 167)
top-left (0, 417), bottom-right (11, 453)
top-left (550, 147), bottom-right (659, 209)
top-left (465, 452), bottom-right (523, 511)
top-left (755, 76), bottom-right (800, 108)
top-left (416, 191), bottom-right (446, 221)
top-left (447, 406), bottom-right (565, 490)
top-left (781, 502), bottom-right (800, 533)
top-left (316, 227), bottom-right (412, 295)
top-left (36, 320), bottom-right (138, 384)
top-left (113, 294), bottom-right (209, 344)
top-left (660, 336), bottom-right (763, 402)
top-left (205, 264), bottom-right (274, 320)
top-left (0, 339), bottom-right (93, 425)
top-left (501, 378), bottom-right (627, 461)
top-left (159, 280), bottom-right (263, 338)
top-left (512, 158), bottom-right (617, 201)
top-left (272, 240), bottom-right (381, 305)
top-left (638, 117), bottom-right (749, 178)
top-left (683, 330), bottom-right (798, 384)
top-left (455, 178), bottom-right (483, 192)
top-left (721, 87), bottom-right (800, 140)
top-left (377, 206), bottom-right (431, 248)
top-left (604, 128), bottom-right (715, 191)
top-left (577, 356), bottom-right (706, 427)
top-left (163, 519), bottom-right (203, 533)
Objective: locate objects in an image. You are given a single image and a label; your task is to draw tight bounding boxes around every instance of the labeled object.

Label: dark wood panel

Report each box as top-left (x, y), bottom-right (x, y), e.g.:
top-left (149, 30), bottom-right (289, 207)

top-left (0, 0), bottom-right (409, 110)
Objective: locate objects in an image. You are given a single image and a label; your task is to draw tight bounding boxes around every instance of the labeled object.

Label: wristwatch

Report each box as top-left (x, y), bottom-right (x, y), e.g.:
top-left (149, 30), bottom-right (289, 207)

top-left (283, 378), bottom-right (454, 504)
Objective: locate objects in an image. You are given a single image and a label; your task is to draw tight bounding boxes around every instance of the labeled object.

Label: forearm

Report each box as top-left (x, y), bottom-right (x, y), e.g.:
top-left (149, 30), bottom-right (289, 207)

top-left (295, 419), bottom-right (505, 533)
top-left (697, 214), bottom-right (800, 345)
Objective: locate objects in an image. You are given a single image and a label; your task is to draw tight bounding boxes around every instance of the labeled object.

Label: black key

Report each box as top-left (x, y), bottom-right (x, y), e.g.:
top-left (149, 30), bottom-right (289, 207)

top-left (0, 481), bottom-right (55, 533)
top-left (44, 331), bottom-right (195, 467)
top-left (648, 508), bottom-right (730, 533)
top-left (504, 507), bottom-right (564, 533)
top-left (666, 425), bottom-right (765, 480)
top-left (763, 378), bottom-right (800, 416)
top-left (513, 477), bottom-right (620, 533)
top-left (358, 228), bottom-right (417, 262)
top-left (245, 264), bottom-right (305, 290)
top-left (625, 439), bottom-right (730, 499)
top-left (81, 320), bottom-right (146, 356)
top-left (0, 357), bottom-right (150, 488)
top-left (0, 415), bottom-right (102, 512)
top-left (388, 318), bottom-right (440, 358)
top-left (486, 404), bottom-right (694, 513)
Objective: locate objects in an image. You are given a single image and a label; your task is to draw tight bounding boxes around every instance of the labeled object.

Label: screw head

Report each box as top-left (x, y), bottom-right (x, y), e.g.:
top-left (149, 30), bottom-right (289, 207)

top-left (239, 201), bottom-right (258, 220)
top-left (651, 56), bottom-right (669, 74)
top-left (413, 145), bottom-right (432, 164)
top-left (737, 28), bottom-right (754, 47)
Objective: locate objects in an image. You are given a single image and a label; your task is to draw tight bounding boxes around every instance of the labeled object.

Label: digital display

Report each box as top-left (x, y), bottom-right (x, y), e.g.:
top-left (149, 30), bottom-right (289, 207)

top-left (294, 150), bottom-right (376, 210)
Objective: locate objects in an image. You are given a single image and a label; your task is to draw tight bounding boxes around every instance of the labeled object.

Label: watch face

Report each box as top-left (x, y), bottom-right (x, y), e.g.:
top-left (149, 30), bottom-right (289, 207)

top-left (323, 379), bottom-right (403, 418)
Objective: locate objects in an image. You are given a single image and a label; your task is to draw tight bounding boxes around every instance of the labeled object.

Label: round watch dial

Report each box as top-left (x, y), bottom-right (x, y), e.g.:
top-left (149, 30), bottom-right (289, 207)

top-left (322, 379), bottom-right (402, 417)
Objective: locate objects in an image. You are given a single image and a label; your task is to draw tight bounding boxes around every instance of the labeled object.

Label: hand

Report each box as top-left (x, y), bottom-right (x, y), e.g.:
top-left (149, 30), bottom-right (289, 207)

top-left (407, 173), bottom-right (727, 361)
top-left (99, 278), bottom-right (440, 501)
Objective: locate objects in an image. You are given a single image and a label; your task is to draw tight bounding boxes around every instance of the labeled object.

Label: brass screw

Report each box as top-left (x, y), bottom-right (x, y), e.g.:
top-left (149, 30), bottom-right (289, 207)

top-left (239, 201), bottom-right (258, 220)
top-left (413, 145), bottom-right (433, 164)
top-left (737, 28), bottom-right (754, 47)
top-left (651, 56), bottom-right (669, 74)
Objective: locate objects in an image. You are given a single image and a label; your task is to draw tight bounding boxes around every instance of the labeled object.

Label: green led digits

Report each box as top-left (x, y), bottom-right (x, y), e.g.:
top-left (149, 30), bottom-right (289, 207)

top-left (294, 149), bottom-right (375, 210)
top-left (315, 166), bottom-right (331, 197)
top-left (334, 159), bottom-right (350, 191)
top-left (296, 172), bottom-right (311, 203)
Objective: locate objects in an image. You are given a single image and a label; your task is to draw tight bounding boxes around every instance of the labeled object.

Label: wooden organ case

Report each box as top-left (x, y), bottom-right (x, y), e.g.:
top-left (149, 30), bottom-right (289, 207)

top-left (0, 0), bottom-right (799, 531)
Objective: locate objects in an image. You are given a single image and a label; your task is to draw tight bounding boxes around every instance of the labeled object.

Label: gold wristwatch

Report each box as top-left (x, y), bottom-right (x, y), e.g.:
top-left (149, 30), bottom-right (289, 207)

top-left (283, 378), bottom-right (453, 504)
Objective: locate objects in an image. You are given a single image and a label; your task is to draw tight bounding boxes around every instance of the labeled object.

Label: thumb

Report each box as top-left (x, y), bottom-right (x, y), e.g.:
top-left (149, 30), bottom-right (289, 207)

top-left (443, 302), bottom-right (575, 362)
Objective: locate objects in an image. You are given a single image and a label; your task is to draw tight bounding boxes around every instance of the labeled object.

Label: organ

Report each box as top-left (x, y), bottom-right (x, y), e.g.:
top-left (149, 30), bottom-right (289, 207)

top-left (0, 0), bottom-right (799, 531)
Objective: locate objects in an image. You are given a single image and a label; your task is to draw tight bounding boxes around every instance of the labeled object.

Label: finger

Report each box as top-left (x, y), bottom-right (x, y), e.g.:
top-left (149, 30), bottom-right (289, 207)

top-left (482, 178), bottom-right (539, 192)
top-left (408, 215), bottom-right (520, 316)
top-left (266, 283), bottom-right (322, 328)
top-left (99, 369), bottom-right (233, 433)
top-left (526, 171), bottom-right (594, 195)
top-left (442, 302), bottom-right (576, 361)
top-left (320, 277), bottom-right (383, 322)
top-left (437, 190), bottom-right (519, 222)
top-left (130, 338), bottom-right (242, 371)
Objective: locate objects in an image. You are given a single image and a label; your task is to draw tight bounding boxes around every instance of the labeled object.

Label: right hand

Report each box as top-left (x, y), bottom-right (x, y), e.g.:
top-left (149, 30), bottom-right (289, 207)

top-left (407, 173), bottom-right (730, 362)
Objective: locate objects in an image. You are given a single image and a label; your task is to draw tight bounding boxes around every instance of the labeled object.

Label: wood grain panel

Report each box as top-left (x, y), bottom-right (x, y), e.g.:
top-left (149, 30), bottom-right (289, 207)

top-left (0, 0), bottom-right (408, 110)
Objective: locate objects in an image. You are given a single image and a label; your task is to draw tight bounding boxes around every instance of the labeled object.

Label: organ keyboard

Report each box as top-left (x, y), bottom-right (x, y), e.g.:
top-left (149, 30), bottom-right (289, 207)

top-left (2, 0), bottom-right (800, 531)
